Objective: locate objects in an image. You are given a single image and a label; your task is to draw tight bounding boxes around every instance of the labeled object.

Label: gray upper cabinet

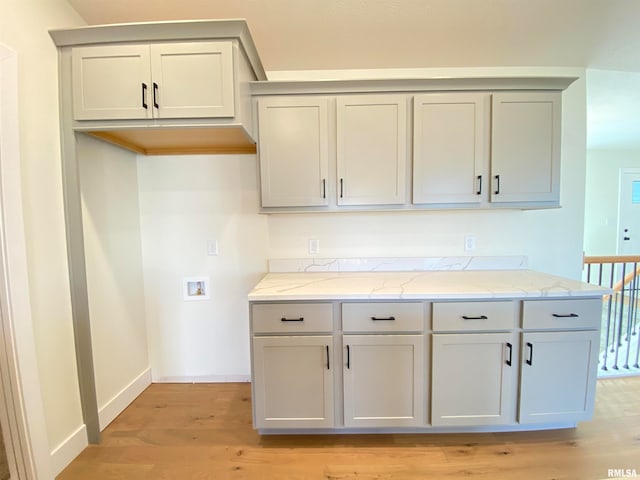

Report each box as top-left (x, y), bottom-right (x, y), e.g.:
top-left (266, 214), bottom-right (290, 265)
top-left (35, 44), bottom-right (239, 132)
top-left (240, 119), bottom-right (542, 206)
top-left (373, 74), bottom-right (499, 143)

top-left (257, 94), bottom-right (408, 209)
top-left (72, 44), bottom-right (152, 121)
top-left (253, 78), bottom-right (572, 212)
top-left (52, 20), bottom-right (267, 155)
top-left (413, 91), bottom-right (561, 207)
top-left (336, 95), bottom-right (407, 206)
top-left (72, 41), bottom-right (235, 121)
top-left (413, 93), bottom-right (489, 205)
top-left (490, 92), bottom-right (561, 204)
top-left (257, 96), bottom-right (330, 208)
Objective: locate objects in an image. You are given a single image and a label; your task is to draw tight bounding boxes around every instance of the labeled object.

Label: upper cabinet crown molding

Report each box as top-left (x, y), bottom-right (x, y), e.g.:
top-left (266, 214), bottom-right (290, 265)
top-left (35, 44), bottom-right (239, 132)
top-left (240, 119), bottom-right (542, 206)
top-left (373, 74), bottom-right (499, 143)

top-left (251, 76), bottom-right (578, 96)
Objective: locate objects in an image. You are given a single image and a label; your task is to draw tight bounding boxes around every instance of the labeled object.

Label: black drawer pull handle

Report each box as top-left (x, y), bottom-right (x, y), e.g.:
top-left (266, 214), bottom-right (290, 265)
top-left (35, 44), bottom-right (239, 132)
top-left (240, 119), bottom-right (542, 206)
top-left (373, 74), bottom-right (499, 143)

top-left (552, 313), bottom-right (579, 318)
top-left (280, 317), bottom-right (304, 322)
top-left (142, 83), bottom-right (148, 109)
top-left (346, 345), bottom-right (350, 369)
top-left (477, 175), bottom-right (482, 195)
top-left (371, 316), bottom-right (396, 321)
top-left (494, 174), bottom-right (501, 195)
top-left (506, 342), bottom-right (513, 366)
top-left (462, 315), bottom-right (488, 320)
top-left (526, 342), bottom-right (533, 366)
top-left (326, 345), bottom-right (330, 370)
top-left (153, 82), bottom-right (159, 108)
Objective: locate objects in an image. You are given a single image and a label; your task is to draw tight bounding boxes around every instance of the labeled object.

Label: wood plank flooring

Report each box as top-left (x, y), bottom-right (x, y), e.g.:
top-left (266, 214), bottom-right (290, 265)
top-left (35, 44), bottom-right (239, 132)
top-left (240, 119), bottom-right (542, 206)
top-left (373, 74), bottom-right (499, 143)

top-left (57, 377), bottom-right (640, 480)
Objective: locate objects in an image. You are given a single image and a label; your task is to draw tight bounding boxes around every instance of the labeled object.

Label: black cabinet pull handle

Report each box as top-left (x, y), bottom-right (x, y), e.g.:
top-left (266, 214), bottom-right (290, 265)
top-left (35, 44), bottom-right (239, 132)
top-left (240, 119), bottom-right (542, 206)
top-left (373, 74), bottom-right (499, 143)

top-left (371, 316), bottom-right (395, 321)
top-left (477, 175), bottom-right (482, 195)
top-left (142, 83), bottom-right (148, 109)
top-left (280, 317), bottom-right (304, 322)
top-left (506, 342), bottom-right (513, 366)
top-left (326, 345), bottom-right (330, 370)
top-left (322, 179), bottom-right (326, 199)
top-left (526, 342), bottom-right (533, 365)
top-left (340, 178), bottom-right (344, 198)
top-left (346, 345), bottom-right (350, 369)
top-left (494, 174), bottom-right (500, 195)
top-left (552, 313), bottom-right (579, 318)
top-left (153, 82), bottom-right (159, 108)
top-left (462, 315), bottom-right (488, 320)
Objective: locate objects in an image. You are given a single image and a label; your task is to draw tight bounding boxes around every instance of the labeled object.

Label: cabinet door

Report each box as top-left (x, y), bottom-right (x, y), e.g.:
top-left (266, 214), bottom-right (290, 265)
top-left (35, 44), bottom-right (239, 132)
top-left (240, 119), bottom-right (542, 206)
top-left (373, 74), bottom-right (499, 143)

top-left (491, 92), bottom-right (561, 203)
top-left (343, 334), bottom-right (424, 427)
top-left (413, 93), bottom-right (488, 204)
top-left (519, 330), bottom-right (599, 424)
top-left (431, 333), bottom-right (515, 426)
top-left (252, 336), bottom-right (333, 429)
top-left (72, 45), bottom-right (152, 120)
top-left (336, 95), bottom-right (407, 206)
top-left (149, 42), bottom-right (235, 119)
top-left (258, 97), bottom-right (329, 207)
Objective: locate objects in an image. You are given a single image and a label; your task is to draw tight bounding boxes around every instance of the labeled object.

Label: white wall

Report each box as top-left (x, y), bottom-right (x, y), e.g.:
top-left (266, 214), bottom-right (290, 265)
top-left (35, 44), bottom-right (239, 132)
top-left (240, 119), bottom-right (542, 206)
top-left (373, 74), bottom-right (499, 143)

top-left (77, 134), bottom-right (150, 429)
top-left (584, 149), bottom-right (640, 255)
top-left (267, 67), bottom-right (588, 280)
top-left (137, 154), bottom-right (268, 381)
top-left (1, 43), bottom-right (56, 480)
top-left (0, 0), bottom-right (87, 464)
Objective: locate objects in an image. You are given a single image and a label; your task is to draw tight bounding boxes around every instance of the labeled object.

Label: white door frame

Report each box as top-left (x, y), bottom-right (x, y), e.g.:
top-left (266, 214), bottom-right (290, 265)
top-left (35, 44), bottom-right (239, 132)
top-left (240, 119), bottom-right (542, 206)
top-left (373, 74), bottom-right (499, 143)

top-left (0, 44), bottom-right (53, 480)
top-left (617, 167), bottom-right (640, 255)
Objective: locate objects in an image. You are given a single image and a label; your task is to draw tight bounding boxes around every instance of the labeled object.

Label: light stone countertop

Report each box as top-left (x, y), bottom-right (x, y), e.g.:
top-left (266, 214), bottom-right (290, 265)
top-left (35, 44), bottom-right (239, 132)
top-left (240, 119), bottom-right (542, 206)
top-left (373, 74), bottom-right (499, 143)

top-left (248, 270), bottom-right (610, 302)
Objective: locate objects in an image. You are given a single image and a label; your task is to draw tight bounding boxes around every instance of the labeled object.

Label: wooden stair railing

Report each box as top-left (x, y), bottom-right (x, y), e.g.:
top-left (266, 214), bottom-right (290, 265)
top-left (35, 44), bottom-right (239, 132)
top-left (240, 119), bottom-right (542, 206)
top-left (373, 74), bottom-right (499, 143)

top-left (583, 255), bottom-right (640, 373)
top-left (584, 255), bottom-right (640, 301)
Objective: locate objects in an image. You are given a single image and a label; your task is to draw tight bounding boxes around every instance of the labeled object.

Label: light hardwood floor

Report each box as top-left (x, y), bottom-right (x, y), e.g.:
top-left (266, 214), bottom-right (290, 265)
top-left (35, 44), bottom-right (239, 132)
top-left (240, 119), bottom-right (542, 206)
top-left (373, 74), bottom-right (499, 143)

top-left (57, 377), bottom-right (640, 480)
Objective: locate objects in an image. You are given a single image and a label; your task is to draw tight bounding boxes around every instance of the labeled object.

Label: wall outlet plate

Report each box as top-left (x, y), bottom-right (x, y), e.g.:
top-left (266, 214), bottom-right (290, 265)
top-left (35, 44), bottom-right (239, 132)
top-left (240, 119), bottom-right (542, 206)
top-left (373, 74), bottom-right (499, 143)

top-left (207, 240), bottom-right (219, 256)
top-left (309, 238), bottom-right (319, 255)
top-left (464, 235), bottom-right (476, 252)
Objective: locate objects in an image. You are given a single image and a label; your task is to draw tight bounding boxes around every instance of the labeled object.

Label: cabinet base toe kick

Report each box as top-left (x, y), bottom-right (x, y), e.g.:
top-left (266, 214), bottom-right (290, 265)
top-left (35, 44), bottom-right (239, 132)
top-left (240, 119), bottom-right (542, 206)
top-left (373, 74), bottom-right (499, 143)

top-left (256, 421), bottom-right (583, 436)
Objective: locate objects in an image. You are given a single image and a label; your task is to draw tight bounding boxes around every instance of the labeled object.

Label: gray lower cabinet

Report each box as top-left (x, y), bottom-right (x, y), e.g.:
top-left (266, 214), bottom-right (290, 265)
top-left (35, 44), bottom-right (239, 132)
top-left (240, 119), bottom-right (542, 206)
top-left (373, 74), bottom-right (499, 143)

top-left (519, 330), bottom-right (599, 424)
top-left (251, 302), bottom-right (334, 429)
top-left (431, 332), bottom-right (516, 426)
top-left (250, 297), bottom-right (602, 433)
top-left (343, 334), bottom-right (424, 427)
top-left (518, 299), bottom-right (601, 424)
top-left (431, 301), bottom-right (517, 426)
top-left (342, 302), bottom-right (425, 428)
top-left (252, 335), bottom-right (334, 429)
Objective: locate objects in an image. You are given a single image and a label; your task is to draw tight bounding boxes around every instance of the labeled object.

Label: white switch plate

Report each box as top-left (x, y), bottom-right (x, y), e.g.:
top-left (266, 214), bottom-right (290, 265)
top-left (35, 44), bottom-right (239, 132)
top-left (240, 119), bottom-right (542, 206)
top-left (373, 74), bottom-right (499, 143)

top-left (308, 238), bottom-right (319, 255)
top-left (464, 235), bottom-right (476, 252)
top-left (207, 240), bottom-right (219, 256)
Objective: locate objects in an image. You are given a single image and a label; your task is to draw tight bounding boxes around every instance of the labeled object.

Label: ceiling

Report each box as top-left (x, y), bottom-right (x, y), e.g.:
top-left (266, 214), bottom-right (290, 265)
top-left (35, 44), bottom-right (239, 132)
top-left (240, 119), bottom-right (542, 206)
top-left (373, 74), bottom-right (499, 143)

top-left (66, 0), bottom-right (640, 150)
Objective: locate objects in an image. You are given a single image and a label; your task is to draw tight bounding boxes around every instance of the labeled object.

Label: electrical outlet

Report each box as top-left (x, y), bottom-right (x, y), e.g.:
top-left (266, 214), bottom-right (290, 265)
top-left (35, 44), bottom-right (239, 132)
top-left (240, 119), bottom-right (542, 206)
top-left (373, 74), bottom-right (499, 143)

top-left (308, 238), bottom-right (319, 255)
top-left (464, 235), bottom-right (476, 252)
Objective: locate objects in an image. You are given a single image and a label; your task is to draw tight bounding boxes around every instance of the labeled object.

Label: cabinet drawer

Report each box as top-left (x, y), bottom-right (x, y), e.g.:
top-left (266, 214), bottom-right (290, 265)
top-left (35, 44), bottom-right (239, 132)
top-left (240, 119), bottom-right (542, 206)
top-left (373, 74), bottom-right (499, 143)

top-left (432, 301), bottom-right (515, 332)
top-left (252, 303), bottom-right (333, 334)
top-left (342, 303), bottom-right (423, 332)
top-left (522, 298), bottom-right (602, 330)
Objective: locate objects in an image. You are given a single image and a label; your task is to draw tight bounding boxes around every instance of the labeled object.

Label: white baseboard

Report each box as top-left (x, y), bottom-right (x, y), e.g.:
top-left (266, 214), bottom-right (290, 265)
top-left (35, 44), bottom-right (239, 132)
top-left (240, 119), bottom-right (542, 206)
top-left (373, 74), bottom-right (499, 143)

top-left (50, 424), bottom-right (87, 477)
top-left (98, 368), bottom-right (152, 431)
top-left (153, 374), bottom-right (251, 383)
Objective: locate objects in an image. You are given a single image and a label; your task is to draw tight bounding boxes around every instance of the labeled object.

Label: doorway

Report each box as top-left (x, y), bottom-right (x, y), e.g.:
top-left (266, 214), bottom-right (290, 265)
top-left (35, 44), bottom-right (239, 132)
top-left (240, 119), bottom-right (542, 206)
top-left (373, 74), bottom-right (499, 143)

top-left (618, 168), bottom-right (640, 255)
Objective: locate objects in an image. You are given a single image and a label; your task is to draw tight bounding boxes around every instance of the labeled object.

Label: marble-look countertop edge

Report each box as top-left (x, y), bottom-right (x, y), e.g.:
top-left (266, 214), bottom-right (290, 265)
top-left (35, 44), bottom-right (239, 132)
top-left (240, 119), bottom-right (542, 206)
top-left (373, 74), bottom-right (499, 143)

top-left (247, 270), bottom-right (611, 302)
top-left (248, 290), bottom-right (610, 302)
